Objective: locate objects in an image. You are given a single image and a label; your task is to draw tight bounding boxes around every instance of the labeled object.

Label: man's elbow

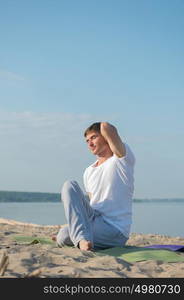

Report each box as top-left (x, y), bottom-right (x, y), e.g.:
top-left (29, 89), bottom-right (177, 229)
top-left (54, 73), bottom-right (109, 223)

top-left (100, 122), bottom-right (117, 135)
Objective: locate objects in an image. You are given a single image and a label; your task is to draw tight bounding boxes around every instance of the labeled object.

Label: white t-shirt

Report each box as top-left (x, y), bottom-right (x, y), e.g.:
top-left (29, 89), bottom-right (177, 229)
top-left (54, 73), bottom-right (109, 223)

top-left (83, 143), bottom-right (135, 238)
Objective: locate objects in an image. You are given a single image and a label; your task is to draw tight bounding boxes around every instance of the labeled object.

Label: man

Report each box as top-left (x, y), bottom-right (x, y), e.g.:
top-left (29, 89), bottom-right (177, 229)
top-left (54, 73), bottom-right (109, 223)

top-left (56, 122), bottom-right (135, 251)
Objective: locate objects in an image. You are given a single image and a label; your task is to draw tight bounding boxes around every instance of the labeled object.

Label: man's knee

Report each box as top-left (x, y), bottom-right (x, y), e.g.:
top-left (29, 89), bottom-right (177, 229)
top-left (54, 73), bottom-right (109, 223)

top-left (61, 180), bottom-right (80, 198)
top-left (61, 180), bottom-right (77, 193)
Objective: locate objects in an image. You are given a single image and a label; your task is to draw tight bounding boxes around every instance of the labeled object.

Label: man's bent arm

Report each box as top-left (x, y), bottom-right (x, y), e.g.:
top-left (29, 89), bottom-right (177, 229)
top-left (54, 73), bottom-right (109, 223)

top-left (100, 122), bottom-right (126, 158)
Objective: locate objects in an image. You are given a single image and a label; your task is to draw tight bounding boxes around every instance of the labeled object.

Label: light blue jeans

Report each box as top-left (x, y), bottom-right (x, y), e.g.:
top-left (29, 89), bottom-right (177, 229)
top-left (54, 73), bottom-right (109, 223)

top-left (56, 180), bottom-right (128, 250)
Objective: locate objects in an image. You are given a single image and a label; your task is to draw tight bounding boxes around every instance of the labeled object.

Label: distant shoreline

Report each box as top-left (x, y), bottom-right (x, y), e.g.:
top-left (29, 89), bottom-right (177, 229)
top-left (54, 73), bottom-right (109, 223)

top-left (0, 190), bottom-right (184, 203)
top-left (0, 191), bottom-right (60, 203)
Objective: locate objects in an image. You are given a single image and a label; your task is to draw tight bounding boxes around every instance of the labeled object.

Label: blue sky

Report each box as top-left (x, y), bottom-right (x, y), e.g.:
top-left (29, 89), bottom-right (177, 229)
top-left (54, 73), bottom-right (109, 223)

top-left (0, 0), bottom-right (184, 198)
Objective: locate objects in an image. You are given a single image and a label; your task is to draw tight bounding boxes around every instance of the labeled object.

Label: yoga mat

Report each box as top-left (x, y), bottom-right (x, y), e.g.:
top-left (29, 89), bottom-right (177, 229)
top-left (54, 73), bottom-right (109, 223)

top-left (13, 235), bottom-right (55, 245)
top-left (144, 244), bottom-right (184, 252)
top-left (97, 246), bottom-right (184, 263)
top-left (13, 236), bottom-right (184, 263)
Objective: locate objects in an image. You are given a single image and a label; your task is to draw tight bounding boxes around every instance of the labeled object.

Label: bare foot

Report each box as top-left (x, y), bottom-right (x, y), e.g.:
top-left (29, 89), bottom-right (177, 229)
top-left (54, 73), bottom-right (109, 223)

top-left (79, 240), bottom-right (93, 251)
top-left (51, 235), bottom-right (56, 242)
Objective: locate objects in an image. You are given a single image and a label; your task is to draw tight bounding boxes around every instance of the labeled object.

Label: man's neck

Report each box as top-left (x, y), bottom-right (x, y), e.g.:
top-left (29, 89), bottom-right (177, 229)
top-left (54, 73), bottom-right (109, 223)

top-left (95, 152), bottom-right (113, 167)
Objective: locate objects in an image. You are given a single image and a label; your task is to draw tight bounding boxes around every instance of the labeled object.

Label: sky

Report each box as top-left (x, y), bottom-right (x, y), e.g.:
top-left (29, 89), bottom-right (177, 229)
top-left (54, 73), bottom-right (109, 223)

top-left (0, 0), bottom-right (184, 198)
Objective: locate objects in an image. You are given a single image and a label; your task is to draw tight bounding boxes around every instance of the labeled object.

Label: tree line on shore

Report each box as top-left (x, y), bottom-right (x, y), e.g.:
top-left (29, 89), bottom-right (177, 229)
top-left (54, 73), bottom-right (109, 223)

top-left (0, 191), bottom-right (60, 202)
top-left (0, 191), bottom-right (183, 203)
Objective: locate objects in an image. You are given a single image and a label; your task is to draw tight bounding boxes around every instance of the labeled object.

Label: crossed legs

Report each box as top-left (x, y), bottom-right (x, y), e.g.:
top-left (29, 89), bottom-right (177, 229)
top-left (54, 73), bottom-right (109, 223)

top-left (56, 180), bottom-right (95, 251)
top-left (56, 180), bottom-right (128, 251)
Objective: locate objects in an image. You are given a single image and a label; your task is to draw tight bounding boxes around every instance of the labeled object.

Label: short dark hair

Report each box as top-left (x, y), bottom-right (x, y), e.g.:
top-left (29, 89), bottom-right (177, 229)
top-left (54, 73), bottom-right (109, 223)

top-left (84, 122), bottom-right (101, 137)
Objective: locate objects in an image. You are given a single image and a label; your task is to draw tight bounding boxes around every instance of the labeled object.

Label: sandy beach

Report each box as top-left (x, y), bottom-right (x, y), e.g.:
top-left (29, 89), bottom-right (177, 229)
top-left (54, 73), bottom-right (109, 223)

top-left (0, 217), bottom-right (184, 278)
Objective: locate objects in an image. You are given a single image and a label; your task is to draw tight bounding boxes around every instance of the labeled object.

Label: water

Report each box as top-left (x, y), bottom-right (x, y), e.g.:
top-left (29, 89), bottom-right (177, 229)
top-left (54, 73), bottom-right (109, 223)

top-left (131, 202), bottom-right (183, 237)
top-left (0, 202), bottom-right (66, 226)
top-left (0, 201), bottom-right (183, 237)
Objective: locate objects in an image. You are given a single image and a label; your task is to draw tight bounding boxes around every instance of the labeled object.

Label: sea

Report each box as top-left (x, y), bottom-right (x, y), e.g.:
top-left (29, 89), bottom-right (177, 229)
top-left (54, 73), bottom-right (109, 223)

top-left (0, 200), bottom-right (183, 238)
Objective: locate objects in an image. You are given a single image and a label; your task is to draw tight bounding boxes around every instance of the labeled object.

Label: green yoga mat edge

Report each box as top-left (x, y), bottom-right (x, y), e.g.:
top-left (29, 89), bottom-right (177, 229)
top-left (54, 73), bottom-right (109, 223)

top-left (97, 246), bottom-right (184, 263)
top-left (12, 236), bottom-right (184, 263)
top-left (13, 235), bottom-right (55, 245)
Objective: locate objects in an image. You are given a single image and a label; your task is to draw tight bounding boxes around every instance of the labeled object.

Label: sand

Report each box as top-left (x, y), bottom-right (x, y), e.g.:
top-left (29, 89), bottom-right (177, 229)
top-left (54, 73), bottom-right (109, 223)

top-left (0, 217), bottom-right (184, 278)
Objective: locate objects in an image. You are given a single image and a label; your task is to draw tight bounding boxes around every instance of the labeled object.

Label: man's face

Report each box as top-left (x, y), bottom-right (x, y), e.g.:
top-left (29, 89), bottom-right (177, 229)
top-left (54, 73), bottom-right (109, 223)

top-left (85, 131), bottom-right (109, 156)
